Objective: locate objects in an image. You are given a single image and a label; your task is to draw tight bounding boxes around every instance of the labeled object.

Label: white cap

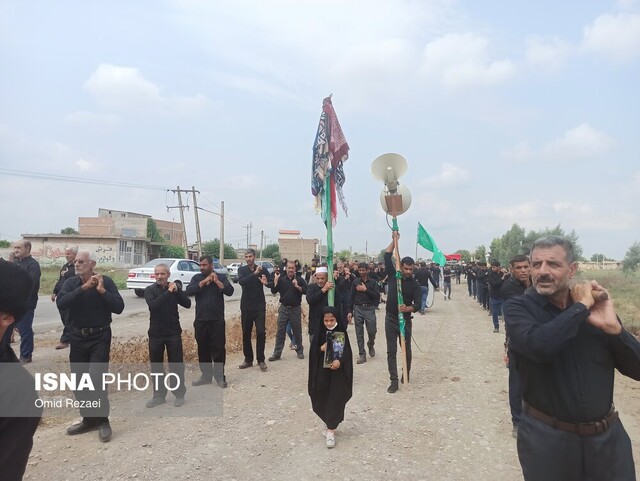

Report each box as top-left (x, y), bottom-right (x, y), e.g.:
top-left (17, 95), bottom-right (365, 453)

top-left (316, 267), bottom-right (328, 274)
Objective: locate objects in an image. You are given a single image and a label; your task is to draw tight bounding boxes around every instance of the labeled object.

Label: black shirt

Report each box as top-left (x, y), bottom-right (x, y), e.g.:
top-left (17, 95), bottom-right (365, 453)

top-left (306, 283), bottom-right (343, 336)
top-left (384, 252), bottom-right (422, 320)
top-left (414, 267), bottom-right (433, 287)
top-left (144, 283), bottom-right (191, 337)
top-left (271, 274), bottom-right (307, 306)
top-left (56, 276), bottom-right (124, 328)
top-left (501, 276), bottom-right (528, 300)
top-left (16, 256), bottom-right (41, 309)
top-left (238, 264), bottom-right (271, 310)
top-left (53, 261), bottom-right (75, 295)
top-left (504, 290), bottom-right (640, 422)
top-left (348, 277), bottom-right (380, 312)
top-left (486, 270), bottom-right (506, 298)
top-left (186, 273), bottom-right (234, 322)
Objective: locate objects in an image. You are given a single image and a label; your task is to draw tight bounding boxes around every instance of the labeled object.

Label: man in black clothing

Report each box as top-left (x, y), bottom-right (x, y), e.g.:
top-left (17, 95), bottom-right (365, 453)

top-left (415, 262), bottom-right (433, 315)
top-left (384, 232), bottom-right (422, 394)
top-left (57, 250), bottom-right (124, 443)
top-left (347, 263), bottom-right (380, 364)
top-left (504, 236), bottom-right (640, 481)
top-left (2, 240), bottom-right (41, 364)
top-left (237, 249), bottom-right (271, 372)
top-left (306, 266), bottom-right (340, 340)
top-left (336, 264), bottom-right (356, 324)
top-left (0, 260), bottom-right (42, 481)
top-left (269, 260), bottom-right (307, 361)
top-left (487, 260), bottom-right (509, 332)
top-left (475, 262), bottom-right (489, 310)
top-left (501, 254), bottom-right (531, 438)
top-left (186, 255), bottom-right (234, 388)
top-left (144, 263), bottom-right (191, 408)
top-left (51, 245), bottom-right (77, 350)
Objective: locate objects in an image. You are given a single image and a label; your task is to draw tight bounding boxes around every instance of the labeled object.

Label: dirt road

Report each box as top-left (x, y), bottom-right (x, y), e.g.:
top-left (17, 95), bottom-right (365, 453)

top-left (22, 283), bottom-right (640, 480)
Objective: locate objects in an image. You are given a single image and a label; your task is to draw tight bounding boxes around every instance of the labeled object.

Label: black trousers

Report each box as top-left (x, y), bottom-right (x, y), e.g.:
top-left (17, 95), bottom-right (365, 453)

top-left (518, 412), bottom-right (636, 481)
top-left (69, 328), bottom-right (111, 421)
top-left (384, 313), bottom-right (412, 383)
top-left (241, 308), bottom-right (266, 363)
top-left (508, 349), bottom-right (522, 426)
top-left (59, 308), bottom-right (72, 343)
top-left (149, 334), bottom-right (186, 399)
top-left (194, 320), bottom-right (226, 382)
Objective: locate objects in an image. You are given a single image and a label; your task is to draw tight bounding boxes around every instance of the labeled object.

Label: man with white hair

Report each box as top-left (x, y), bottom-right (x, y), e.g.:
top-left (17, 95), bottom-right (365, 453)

top-left (56, 250), bottom-right (124, 443)
top-left (51, 245), bottom-right (78, 350)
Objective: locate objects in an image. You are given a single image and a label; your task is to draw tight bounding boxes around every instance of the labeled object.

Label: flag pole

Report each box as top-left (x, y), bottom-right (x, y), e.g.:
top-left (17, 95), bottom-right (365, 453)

top-left (324, 175), bottom-right (335, 306)
top-left (391, 216), bottom-right (409, 386)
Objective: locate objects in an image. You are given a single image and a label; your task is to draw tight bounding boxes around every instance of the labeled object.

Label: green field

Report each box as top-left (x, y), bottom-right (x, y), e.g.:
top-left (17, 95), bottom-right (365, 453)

top-left (40, 266), bottom-right (129, 293)
top-left (577, 269), bottom-right (640, 336)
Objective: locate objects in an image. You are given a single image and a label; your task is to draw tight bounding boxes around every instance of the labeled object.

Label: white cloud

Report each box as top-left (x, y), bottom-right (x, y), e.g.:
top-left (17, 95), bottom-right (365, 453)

top-left (75, 158), bottom-right (94, 171)
top-left (582, 13), bottom-right (640, 61)
top-left (471, 201), bottom-right (543, 223)
top-left (420, 33), bottom-right (517, 89)
top-left (501, 124), bottom-right (614, 162)
top-left (421, 163), bottom-right (471, 187)
top-left (541, 124), bottom-right (614, 160)
top-left (226, 174), bottom-right (259, 190)
top-left (83, 64), bottom-right (209, 114)
top-left (64, 111), bottom-right (120, 127)
top-left (525, 36), bottom-right (573, 72)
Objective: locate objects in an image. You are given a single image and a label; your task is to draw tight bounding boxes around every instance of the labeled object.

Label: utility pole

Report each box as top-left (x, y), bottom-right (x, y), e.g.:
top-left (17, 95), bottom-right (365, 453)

top-left (219, 201), bottom-right (225, 265)
top-left (259, 230), bottom-right (264, 261)
top-left (191, 186), bottom-right (202, 258)
top-left (167, 186), bottom-right (190, 257)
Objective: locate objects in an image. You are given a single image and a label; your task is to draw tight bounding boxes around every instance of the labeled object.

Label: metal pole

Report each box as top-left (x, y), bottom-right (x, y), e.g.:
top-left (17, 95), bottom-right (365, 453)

top-left (176, 186), bottom-right (189, 257)
top-left (192, 186), bottom-right (202, 258)
top-left (219, 201), bottom-right (225, 265)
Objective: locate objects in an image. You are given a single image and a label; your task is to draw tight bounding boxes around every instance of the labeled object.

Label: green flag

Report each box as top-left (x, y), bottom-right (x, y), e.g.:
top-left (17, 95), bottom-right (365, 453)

top-left (417, 222), bottom-right (446, 266)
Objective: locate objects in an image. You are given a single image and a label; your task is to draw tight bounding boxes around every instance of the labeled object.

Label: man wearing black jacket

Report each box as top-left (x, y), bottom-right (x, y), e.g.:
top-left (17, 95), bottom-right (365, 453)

top-left (347, 263), bottom-right (380, 364)
top-left (415, 262), bottom-right (433, 315)
top-left (52, 245), bottom-right (77, 350)
top-left (269, 260), bottom-right (307, 361)
top-left (384, 232), bottom-right (422, 394)
top-left (57, 250), bottom-right (124, 443)
top-left (144, 263), bottom-right (191, 408)
top-left (186, 255), bottom-right (234, 388)
top-left (306, 266), bottom-right (341, 340)
top-left (487, 260), bottom-right (509, 333)
top-left (0, 260), bottom-right (42, 481)
top-left (237, 249), bottom-right (271, 372)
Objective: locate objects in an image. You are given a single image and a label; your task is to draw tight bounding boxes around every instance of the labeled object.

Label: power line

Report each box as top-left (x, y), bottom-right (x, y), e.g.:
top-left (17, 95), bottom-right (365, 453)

top-left (0, 168), bottom-right (167, 191)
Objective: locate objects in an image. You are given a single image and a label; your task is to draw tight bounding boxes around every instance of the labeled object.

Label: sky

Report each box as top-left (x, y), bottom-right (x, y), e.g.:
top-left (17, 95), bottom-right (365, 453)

top-left (1, 0), bottom-right (639, 261)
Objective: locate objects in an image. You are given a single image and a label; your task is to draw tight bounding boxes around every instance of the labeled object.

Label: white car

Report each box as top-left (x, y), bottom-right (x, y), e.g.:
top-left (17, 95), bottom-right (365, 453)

top-left (227, 262), bottom-right (245, 283)
top-left (127, 258), bottom-right (228, 297)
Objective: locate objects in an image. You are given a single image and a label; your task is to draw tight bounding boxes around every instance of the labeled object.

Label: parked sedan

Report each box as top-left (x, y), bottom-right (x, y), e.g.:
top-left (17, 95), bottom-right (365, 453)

top-left (227, 262), bottom-right (245, 283)
top-left (127, 258), bottom-right (228, 297)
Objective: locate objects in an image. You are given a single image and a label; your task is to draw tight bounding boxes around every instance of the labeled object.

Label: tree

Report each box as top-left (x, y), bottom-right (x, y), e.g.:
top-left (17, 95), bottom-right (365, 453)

top-left (590, 253), bottom-right (615, 262)
top-left (474, 245), bottom-right (486, 262)
top-left (0, 240), bottom-right (10, 248)
top-left (60, 227), bottom-right (79, 235)
top-left (261, 243), bottom-right (280, 259)
top-left (489, 223), bottom-right (527, 266)
top-left (160, 245), bottom-right (185, 258)
top-left (336, 249), bottom-right (351, 262)
top-left (146, 219), bottom-right (164, 242)
top-left (622, 242), bottom-right (640, 273)
top-left (202, 239), bottom-right (237, 260)
top-left (454, 249), bottom-right (472, 263)
top-left (523, 225), bottom-right (584, 261)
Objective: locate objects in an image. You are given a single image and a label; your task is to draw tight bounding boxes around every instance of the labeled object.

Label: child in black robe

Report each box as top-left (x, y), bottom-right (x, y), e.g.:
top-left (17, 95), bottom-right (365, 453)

top-left (308, 306), bottom-right (353, 448)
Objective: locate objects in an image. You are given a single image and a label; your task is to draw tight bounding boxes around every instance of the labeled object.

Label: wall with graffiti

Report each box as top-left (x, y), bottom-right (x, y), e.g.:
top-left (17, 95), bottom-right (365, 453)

top-left (22, 238), bottom-right (120, 267)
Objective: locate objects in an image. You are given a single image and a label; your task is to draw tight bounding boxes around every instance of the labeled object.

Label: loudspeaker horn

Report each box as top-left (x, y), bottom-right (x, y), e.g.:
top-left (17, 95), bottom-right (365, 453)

top-left (371, 153), bottom-right (408, 185)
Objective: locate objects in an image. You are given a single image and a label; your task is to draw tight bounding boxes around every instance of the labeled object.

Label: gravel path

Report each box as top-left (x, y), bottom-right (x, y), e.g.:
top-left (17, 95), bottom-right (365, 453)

top-left (22, 283), bottom-right (640, 480)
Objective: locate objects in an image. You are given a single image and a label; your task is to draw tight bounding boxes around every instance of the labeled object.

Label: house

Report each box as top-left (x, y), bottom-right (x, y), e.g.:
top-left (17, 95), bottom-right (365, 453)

top-left (22, 208), bottom-right (183, 267)
top-left (278, 229), bottom-right (319, 264)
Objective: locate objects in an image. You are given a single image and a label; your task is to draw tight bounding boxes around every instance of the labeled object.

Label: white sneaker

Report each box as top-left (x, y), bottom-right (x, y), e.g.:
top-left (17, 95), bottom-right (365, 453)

top-left (326, 431), bottom-right (336, 448)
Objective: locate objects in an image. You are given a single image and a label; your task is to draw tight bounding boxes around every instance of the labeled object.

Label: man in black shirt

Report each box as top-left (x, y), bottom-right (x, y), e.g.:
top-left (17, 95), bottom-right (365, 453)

top-left (52, 245), bottom-right (77, 350)
top-left (347, 263), bottom-right (380, 364)
top-left (384, 232), bottom-right (422, 394)
top-left (186, 255), bottom-right (234, 388)
top-left (306, 266), bottom-right (341, 340)
top-left (486, 260), bottom-right (509, 332)
top-left (415, 262), bottom-right (433, 315)
top-left (475, 263), bottom-right (489, 310)
top-left (336, 264), bottom-right (356, 325)
top-left (501, 254), bottom-right (531, 438)
top-left (504, 236), bottom-right (640, 480)
top-left (144, 263), bottom-right (191, 408)
top-left (57, 250), bottom-right (124, 443)
top-left (0, 260), bottom-right (42, 481)
top-left (238, 249), bottom-right (271, 372)
top-left (3, 240), bottom-right (41, 364)
top-left (269, 260), bottom-right (307, 361)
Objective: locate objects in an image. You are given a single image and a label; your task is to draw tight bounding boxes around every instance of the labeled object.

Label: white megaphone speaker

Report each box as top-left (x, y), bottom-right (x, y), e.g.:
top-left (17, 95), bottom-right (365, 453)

top-left (371, 153), bottom-right (407, 193)
top-left (371, 153), bottom-right (411, 216)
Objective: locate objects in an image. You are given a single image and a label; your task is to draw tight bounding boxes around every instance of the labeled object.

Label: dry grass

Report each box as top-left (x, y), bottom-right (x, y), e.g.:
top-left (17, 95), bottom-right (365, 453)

top-left (110, 301), bottom-right (309, 363)
top-left (577, 269), bottom-right (640, 337)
